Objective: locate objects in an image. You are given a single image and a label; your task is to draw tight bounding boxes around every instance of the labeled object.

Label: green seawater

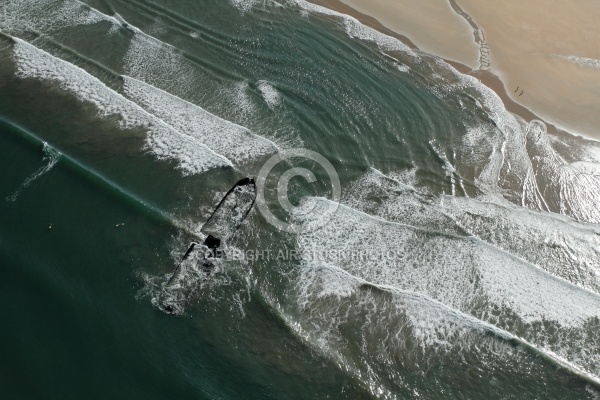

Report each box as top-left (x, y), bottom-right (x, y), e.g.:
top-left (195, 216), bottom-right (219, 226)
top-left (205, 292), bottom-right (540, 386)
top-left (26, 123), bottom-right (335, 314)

top-left (1, 0), bottom-right (600, 399)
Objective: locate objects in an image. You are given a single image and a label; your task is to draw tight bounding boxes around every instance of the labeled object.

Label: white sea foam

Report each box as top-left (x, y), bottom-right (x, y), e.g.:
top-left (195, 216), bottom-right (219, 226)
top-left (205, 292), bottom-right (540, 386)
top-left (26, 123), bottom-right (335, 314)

top-left (256, 80), bottom-right (281, 110)
top-left (551, 54), bottom-right (600, 69)
top-left (123, 32), bottom-right (197, 96)
top-left (525, 121), bottom-right (600, 223)
top-left (146, 17), bottom-right (168, 37)
top-left (11, 38), bottom-right (231, 175)
top-left (291, 256), bottom-right (600, 394)
top-left (431, 60), bottom-right (524, 146)
top-left (218, 80), bottom-right (261, 126)
top-left (0, 0), bottom-right (109, 34)
top-left (141, 234), bottom-right (236, 315)
top-left (3, 0), bottom-right (280, 164)
top-left (291, 244), bottom-right (600, 391)
top-left (229, 0), bottom-right (261, 12)
top-left (295, 260), bottom-right (514, 351)
top-left (344, 18), bottom-right (416, 57)
top-left (429, 70), bottom-right (528, 201)
top-left (287, 259), bottom-right (530, 399)
top-left (288, 0), bottom-right (417, 58)
top-left (429, 140), bottom-right (464, 196)
top-left (8, 0), bottom-right (202, 100)
top-left (426, 57), bottom-right (600, 223)
top-left (396, 64), bottom-right (410, 73)
top-left (344, 168), bottom-right (600, 293)
top-left (291, 195), bottom-right (600, 374)
top-left (123, 76), bottom-right (278, 163)
top-left (295, 198), bottom-right (600, 326)
top-left (588, 384), bottom-right (600, 400)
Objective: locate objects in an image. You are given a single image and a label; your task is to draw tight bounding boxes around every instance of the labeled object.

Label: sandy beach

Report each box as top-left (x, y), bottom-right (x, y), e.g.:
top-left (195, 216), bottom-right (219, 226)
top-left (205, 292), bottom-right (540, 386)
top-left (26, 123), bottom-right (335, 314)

top-left (311, 0), bottom-right (600, 141)
top-left (333, 0), bottom-right (480, 69)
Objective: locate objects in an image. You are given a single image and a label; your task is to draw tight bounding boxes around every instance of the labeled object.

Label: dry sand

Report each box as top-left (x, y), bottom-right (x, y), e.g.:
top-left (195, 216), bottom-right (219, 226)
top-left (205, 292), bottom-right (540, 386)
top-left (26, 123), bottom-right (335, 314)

top-left (311, 0), bottom-right (600, 141)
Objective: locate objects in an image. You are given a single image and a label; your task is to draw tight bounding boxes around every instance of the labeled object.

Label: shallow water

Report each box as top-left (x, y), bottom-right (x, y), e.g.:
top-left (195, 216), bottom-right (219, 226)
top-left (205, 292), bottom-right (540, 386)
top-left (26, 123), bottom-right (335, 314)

top-left (1, 0), bottom-right (599, 398)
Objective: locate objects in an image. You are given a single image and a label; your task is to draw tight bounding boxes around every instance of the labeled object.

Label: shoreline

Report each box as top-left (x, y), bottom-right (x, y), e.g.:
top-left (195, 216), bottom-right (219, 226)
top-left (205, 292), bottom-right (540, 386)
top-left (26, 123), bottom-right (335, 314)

top-left (308, 0), bottom-right (595, 143)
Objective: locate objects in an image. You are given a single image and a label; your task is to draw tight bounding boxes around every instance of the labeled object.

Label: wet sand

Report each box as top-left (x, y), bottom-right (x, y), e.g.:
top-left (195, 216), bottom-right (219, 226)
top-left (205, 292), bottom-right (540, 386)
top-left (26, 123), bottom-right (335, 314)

top-left (333, 0), bottom-right (480, 69)
top-left (310, 0), bottom-right (600, 141)
top-left (457, 0), bottom-right (600, 140)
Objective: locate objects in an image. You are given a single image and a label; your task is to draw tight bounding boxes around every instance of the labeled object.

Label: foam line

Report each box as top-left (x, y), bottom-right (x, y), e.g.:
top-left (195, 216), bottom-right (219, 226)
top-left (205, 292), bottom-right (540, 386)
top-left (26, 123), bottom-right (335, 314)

top-left (296, 260), bottom-right (600, 387)
top-left (122, 76), bottom-right (279, 163)
top-left (353, 169), bottom-right (600, 291)
top-left (0, 0), bottom-right (114, 34)
top-left (294, 194), bottom-right (600, 371)
top-left (9, 36), bottom-right (232, 175)
top-left (11, 33), bottom-right (274, 167)
top-left (294, 209), bottom-right (600, 378)
top-left (121, 0), bottom-right (252, 60)
top-left (1, 0), bottom-right (240, 82)
top-left (287, 0), bottom-right (418, 58)
top-left (304, 260), bottom-right (510, 337)
top-left (94, 3), bottom-right (244, 83)
top-left (300, 197), bottom-right (600, 302)
top-left (294, 196), bottom-right (600, 367)
top-left (118, 12), bottom-right (242, 83)
top-left (360, 167), bottom-right (600, 251)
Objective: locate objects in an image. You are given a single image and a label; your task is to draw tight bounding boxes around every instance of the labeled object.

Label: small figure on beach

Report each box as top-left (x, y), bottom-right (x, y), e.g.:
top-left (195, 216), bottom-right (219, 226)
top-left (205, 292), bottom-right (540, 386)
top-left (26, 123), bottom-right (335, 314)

top-left (519, 90), bottom-right (523, 96)
top-left (514, 86), bottom-right (520, 93)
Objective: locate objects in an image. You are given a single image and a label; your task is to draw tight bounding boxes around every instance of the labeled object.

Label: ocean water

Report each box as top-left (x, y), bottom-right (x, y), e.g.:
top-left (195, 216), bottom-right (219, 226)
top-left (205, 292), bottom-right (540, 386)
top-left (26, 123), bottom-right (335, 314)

top-left (1, 0), bottom-right (600, 398)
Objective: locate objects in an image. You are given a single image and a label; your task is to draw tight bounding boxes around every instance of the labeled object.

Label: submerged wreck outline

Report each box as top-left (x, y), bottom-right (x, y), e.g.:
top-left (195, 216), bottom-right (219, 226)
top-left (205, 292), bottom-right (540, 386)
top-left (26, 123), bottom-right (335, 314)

top-left (161, 177), bottom-right (257, 314)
